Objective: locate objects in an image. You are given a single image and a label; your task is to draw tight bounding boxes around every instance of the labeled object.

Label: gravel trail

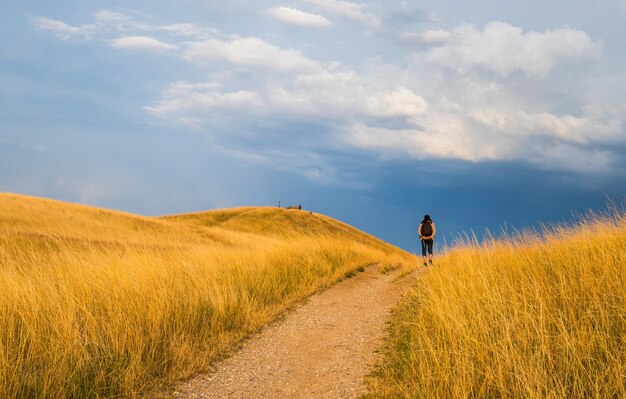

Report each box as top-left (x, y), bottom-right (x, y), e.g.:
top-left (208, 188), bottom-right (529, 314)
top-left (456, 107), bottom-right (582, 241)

top-left (170, 266), bottom-right (418, 399)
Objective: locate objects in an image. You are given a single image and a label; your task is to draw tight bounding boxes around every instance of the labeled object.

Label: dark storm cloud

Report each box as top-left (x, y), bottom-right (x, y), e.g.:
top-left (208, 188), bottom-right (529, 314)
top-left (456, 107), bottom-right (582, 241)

top-left (360, 157), bottom-right (626, 249)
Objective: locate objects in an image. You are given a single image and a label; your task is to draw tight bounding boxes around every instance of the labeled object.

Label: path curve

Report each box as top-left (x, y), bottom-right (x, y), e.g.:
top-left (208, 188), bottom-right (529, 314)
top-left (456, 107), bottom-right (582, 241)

top-left (171, 266), bottom-right (417, 399)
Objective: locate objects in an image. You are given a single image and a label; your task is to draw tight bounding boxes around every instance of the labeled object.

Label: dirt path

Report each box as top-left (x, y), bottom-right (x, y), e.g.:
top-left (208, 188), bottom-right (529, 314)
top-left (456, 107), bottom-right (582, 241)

top-left (171, 266), bottom-right (418, 399)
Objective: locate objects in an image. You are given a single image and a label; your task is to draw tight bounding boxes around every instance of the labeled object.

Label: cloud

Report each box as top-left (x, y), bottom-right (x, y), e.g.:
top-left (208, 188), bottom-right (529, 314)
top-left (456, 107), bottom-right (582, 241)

top-left (345, 110), bottom-right (622, 172)
top-left (304, 0), bottom-right (381, 30)
top-left (141, 16), bottom-right (620, 173)
top-left (468, 107), bottom-right (625, 146)
top-left (183, 37), bottom-right (320, 71)
top-left (93, 10), bottom-right (132, 23)
top-left (92, 10), bottom-right (213, 38)
top-left (33, 17), bottom-right (94, 40)
top-left (269, 7), bottom-right (332, 27)
top-left (158, 23), bottom-right (215, 37)
top-left (341, 85), bottom-right (626, 171)
top-left (398, 29), bottom-right (451, 46)
top-left (109, 36), bottom-right (177, 51)
top-left (364, 87), bottom-right (429, 118)
top-left (36, 11), bottom-right (624, 175)
top-left (424, 22), bottom-right (601, 78)
top-left (34, 10), bottom-right (214, 43)
top-left (34, 11), bottom-right (318, 71)
top-left (267, 70), bottom-right (428, 119)
top-left (145, 68), bottom-right (429, 127)
top-left (146, 81), bottom-right (263, 125)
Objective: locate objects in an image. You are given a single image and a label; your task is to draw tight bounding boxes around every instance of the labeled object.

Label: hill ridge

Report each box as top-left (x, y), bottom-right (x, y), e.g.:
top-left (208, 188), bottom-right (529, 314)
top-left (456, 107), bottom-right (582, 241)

top-left (0, 193), bottom-right (401, 253)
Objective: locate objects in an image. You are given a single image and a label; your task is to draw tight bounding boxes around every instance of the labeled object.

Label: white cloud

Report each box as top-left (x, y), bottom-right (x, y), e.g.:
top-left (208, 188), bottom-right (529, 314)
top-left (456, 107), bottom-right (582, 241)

top-left (341, 82), bottom-right (625, 170)
top-left (365, 87), bottom-right (429, 118)
top-left (36, 11), bottom-right (624, 174)
top-left (468, 108), bottom-right (623, 145)
top-left (347, 123), bottom-right (478, 161)
top-left (34, 17), bottom-right (94, 40)
top-left (158, 23), bottom-right (214, 37)
top-left (304, 0), bottom-right (381, 29)
top-left (424, 22), bottom-right (601, 78)
top-left (109, 36), bottom-right (177, 51)
top-left (93, 10), bottom-right (132, 23)
top-left (269, 7), bottom-right (332, 27)
top-left (141, 18), bottom-right (621, 172)
top-left (146, 81), bottom-right (263, 124)
top-left (145, 68), bottom-right (429, 127)
top-left (35, 10), bottom-right (215, 43)
top-left (275, 70), bottom-right (429, 119)
top-left (398, 29), bottom-right (451, 46)
top-left (346, 107), bottom-right (622, 171)
top-left (268, 77), bottom-right (428, 119)
top-left (183, 37), bottom-right (320, 71)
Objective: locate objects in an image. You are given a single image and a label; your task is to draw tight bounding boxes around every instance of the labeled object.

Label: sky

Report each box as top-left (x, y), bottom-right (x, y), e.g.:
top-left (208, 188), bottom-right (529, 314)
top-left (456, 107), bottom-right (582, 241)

top-left (1, 0), bottom-right (626, 251)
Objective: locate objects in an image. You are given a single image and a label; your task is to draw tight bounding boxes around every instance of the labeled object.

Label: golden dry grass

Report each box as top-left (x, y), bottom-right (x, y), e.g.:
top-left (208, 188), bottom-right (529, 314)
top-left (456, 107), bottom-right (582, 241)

top-left (0, 193), bottom-right (413, 398)
top-left (368, 210), bottom-right (626, 398)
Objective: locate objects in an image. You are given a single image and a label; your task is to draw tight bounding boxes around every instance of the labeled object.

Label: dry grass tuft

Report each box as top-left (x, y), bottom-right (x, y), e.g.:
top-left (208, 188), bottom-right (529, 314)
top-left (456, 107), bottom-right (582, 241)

top-left (0, 193), bottom-right (413, 398)
top-left (368, 209), bottom-right (626, 398)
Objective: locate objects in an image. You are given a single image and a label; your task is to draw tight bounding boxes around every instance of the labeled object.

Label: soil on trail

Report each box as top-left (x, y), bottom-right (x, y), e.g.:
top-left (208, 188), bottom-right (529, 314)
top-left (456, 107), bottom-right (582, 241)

top-left (171, 266), bottom-right (418, 399)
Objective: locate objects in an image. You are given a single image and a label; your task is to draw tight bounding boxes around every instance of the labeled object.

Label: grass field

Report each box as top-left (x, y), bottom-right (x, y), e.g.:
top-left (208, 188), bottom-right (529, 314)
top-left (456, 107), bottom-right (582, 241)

top-left (368, 209), bottom-right (626, 398)
top-left (0, 193), bottom-right (413, 398)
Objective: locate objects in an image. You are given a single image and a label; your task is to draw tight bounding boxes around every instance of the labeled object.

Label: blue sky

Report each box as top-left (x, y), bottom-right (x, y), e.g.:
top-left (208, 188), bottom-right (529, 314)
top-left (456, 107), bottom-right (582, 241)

top-left (1, 0), bottom-right (625, 251)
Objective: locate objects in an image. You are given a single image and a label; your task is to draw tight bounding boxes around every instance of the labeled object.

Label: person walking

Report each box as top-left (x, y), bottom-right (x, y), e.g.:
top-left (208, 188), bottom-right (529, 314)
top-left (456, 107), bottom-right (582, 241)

top-left (418, 215), bottom-right (436, 267)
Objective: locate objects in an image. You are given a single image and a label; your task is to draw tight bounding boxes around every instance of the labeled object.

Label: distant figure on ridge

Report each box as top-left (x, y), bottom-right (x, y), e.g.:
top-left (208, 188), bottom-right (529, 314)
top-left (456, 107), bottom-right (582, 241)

top-left (418, 214), bottom-right (436, 267)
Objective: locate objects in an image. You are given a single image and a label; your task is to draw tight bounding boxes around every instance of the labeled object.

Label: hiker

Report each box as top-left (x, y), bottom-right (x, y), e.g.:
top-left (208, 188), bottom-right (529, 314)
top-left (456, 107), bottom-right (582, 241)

top-left (418, 214), bottom-right (436, 267)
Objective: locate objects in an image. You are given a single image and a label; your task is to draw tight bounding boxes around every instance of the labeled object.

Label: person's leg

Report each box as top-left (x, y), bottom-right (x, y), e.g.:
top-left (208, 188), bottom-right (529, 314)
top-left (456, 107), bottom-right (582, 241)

top-left (421, 240), bottom-right (428, 266)
top-left (427, 239), bottom-right (434, 265)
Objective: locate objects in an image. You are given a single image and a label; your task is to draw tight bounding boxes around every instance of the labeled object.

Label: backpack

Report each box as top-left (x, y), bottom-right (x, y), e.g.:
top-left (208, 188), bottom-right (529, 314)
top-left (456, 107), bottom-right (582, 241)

top-left (421, 221), bottom-right (433, 237)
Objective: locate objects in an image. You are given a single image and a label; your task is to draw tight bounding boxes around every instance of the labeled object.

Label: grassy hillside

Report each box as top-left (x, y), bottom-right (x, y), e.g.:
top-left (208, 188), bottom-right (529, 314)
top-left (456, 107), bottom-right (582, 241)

top-left (162, 206), bottom-right (397, 252)
top-left (368, 210), bottom-right (626, 398)
top-left (0, 193), bottom-right (413, 398)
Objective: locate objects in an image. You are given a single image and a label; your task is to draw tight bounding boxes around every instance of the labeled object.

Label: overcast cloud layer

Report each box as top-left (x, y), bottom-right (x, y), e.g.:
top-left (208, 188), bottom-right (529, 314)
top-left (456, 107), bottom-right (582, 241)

top-left (2, 0), bottom-right (626, 249)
